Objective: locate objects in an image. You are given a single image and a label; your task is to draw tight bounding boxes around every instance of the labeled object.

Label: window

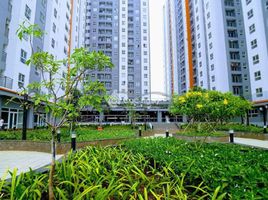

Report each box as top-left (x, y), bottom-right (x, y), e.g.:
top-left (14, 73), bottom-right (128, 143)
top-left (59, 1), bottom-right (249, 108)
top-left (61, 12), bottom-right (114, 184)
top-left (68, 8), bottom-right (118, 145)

top-left (230, 62), bottom-right (241, 71)
top-left (25, 5), bottom-right (31, 20)
top-left (211, 75), bottom-right (215, 82)
top-left (20, 49), bottom-right (27, 63)
top-left (254, 71), bottom-right (261, 81)
top-left (40, 12), bottom-right (45, 24)
top-left (229, 41), bottom-right (239, 48)
top-left (144, 81), bottom-right (148, 86)
top-left (64, 47), bottom-right (67, 55)
top-left (230, 52), bottom-right (240, 59)
top-left (249, 24), bottom-right (255, 33)
top-left (232, 74), bottom-right (242, 83)
top-left (247, 9), bottom-right (253, 19)
top-left (253, 55), bottom-right (259, 64)
top-left (18, 73), bottom-right (25, 87)
top-left (211, 64), bottom-right (214, 71)
top-left (210, 53), bottom-right (214, 60)
top-left (246, 0), bottom-right (252, 5)
top-left (51, 38), bottom-right (55, 48)
top-left (54, 8), bottom-right (57, 18)
top-left (256, 88), bottom-right (263, 97)
top-left (53, 23), bottom-right (56, 33)
top-left (233, 86), bottom-right (243, 95)
top-left (251, 39), bottom-right (257, 49)
top-left (42, 0), bottom-right (47, 7)
top-left (209, 43), bottom-right (213, 49)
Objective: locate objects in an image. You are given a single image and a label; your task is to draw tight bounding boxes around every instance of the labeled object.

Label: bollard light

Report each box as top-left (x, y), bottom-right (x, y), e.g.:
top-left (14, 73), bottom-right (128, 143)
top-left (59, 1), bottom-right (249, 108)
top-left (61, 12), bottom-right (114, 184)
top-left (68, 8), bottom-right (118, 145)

top-left (71, 131), bottom-right (76, 151)
top-left (229, 129), bottom-right (234, 143)
top-left (166, 129), bottom-right (169, 138)
top-left (139, 127), bottom-right (142, 137)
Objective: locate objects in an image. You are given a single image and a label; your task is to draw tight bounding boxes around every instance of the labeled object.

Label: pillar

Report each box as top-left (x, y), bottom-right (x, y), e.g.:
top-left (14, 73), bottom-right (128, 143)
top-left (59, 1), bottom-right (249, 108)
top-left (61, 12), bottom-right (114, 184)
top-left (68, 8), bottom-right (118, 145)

top-left (157, 111), bottom-right (162, 123)
top-left (27, 107), bottom-right (34, 129)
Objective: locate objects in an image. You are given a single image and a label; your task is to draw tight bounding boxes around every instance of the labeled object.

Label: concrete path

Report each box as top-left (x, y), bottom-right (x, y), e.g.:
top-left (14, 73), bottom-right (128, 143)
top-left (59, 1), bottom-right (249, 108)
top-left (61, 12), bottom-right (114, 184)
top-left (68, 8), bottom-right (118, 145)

top-left (234, 137), bottom-right (268, 150)
top-left (0, 151), bottom-right (63, 180)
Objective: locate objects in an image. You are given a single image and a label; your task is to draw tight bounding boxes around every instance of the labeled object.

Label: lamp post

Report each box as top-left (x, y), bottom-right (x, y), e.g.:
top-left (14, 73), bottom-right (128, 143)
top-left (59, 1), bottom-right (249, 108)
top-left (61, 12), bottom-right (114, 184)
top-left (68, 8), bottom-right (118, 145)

top-left (22, 93), bottom-right (28, 140)
top-left (259, 105), bottom-right (268, 133)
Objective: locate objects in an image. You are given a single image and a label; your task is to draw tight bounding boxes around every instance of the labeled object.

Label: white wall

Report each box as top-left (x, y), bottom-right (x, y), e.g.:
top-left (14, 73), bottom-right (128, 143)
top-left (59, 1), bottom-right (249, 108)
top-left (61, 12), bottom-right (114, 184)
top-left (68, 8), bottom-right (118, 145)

top-left (5, 0), bottom-right (37, 91)
top-left (241, 0), bottom-right (268, 101)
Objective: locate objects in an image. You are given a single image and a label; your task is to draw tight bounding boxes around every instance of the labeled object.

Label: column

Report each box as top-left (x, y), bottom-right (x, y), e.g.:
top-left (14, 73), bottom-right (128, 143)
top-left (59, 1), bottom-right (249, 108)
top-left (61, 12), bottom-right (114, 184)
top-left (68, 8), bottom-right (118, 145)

top-left (157, 111), bottom-right (162, 123)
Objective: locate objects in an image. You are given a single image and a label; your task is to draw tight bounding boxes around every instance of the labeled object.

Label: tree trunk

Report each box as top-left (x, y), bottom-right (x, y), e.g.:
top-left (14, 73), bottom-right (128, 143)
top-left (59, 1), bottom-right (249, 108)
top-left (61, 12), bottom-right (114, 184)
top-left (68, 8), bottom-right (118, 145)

top-left (49, 130), bottom-right (56, 200)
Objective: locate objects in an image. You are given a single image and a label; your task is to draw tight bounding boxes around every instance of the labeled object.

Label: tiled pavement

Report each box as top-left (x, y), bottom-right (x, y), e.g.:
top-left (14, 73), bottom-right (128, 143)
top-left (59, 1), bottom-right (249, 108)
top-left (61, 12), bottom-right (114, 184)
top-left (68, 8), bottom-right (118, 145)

top-left (0, 151), bottom-right (63, 180)
top-left (234, 137), bottom-right (268, 150)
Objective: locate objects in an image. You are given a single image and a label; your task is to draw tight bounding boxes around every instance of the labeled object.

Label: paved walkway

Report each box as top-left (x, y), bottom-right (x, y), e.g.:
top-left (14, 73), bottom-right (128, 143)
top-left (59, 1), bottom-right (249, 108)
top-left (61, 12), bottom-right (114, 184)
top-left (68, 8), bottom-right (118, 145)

top-left (234, 137), bottom-right (268, 150)
top-left (0, 151), bottom-right (63, 180)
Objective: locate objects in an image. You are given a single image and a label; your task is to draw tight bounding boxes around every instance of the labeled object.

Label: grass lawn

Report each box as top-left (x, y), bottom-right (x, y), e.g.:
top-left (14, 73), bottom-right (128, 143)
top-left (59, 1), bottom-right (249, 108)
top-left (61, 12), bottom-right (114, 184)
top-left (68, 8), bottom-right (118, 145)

top-left (176, 130), bottom-right (226, 137)
top-left (1, 138), bottom-right (268, 199)
top-left (0, 125), bottom-right (137, 142)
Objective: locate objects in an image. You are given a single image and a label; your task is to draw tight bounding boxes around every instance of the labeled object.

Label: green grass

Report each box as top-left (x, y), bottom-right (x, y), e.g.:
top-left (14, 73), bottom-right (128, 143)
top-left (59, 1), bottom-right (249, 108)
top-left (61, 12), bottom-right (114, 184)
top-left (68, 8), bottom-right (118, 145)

top-left (215, 123), bottom-right (263, 133)
top-left (176, 130), bottom-right (226, 137)
top-left (0, 125), bottom-right (136, 142)
top-left (123, 138), bottom-right (268, 199)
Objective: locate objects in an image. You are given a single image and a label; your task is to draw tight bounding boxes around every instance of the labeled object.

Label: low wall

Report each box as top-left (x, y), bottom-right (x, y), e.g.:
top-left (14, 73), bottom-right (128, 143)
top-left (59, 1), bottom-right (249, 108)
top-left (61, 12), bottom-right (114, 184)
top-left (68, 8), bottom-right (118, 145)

top-left (0, 137), bottom-right (135, 154)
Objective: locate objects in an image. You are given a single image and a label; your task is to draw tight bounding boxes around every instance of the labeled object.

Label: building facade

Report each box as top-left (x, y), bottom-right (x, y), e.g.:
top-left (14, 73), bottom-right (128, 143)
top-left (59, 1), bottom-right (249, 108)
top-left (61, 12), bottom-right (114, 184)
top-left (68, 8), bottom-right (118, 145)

top-left (241, 0), bottom-right (268, 102)
top-left (84, 0), bottom-right (151, 101)
top-left (164, 0), bottom-right (251, 100)
top-left (0, 0), bottom-right (84, 129)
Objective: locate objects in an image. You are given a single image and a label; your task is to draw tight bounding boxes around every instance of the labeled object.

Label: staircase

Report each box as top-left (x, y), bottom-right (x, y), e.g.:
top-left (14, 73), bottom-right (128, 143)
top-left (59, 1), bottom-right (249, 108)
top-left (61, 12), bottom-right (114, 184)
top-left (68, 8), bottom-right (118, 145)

top-left (151, 122), bottom-right (180, 131)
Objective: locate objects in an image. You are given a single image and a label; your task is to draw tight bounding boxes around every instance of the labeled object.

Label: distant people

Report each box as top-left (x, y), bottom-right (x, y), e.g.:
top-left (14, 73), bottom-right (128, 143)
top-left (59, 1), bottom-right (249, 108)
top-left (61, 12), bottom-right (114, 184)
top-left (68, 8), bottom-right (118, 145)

top-left (0, 118), bottom-right (4, 130)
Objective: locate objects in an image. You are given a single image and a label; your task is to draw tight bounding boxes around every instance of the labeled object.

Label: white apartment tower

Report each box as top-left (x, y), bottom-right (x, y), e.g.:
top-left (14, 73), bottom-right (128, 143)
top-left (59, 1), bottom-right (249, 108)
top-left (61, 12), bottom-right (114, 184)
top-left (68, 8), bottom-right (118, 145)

top-left (241, 0), bottom-right (268, 102)
top-left (0, 0), bottom-right (84, 129)
top-left (164, 0), bottom-right (251, 99)
top-left (84, 0), bottom-right (151, 101)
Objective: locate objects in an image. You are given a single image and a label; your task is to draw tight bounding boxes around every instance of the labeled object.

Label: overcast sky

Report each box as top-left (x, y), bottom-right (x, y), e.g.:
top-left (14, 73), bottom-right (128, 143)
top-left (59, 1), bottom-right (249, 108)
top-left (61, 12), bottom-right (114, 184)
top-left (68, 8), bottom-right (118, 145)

top-left (149, 0), bottom-right (165, 99)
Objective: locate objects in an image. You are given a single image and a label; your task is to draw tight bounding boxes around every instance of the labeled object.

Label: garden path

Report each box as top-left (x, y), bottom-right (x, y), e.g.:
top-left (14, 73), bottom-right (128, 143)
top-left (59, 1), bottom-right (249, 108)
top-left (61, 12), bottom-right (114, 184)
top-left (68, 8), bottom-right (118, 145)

top-left (234, 137), bottom-right (268, 150)
top-left (0, 151), bottom-right (63, 180)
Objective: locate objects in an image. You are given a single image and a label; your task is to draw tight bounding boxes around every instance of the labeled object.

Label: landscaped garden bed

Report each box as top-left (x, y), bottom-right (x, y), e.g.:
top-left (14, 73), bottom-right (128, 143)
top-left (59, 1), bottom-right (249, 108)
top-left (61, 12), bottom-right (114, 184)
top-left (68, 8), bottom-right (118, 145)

top-left (0, 125), bottom-right (136, 142)
top-left (1, 138), bottom-right (268, 199)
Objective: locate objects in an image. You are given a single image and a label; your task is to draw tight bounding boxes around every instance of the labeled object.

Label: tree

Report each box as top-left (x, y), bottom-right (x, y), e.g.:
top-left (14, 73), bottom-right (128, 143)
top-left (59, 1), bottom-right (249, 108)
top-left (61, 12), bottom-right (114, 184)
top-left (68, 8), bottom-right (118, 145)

top-left (170, 88), bottom-right (252, 132)
top-left (17, 23), bottom-right (113, 200)
top-left (124, 100), bottom-right (139, 128)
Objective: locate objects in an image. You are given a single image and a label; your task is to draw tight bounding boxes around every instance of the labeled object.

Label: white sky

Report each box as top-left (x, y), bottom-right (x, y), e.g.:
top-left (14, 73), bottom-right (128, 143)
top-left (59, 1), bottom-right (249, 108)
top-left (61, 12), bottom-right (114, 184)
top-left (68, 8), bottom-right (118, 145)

top-left (149, 0), bottom-right (165, 100)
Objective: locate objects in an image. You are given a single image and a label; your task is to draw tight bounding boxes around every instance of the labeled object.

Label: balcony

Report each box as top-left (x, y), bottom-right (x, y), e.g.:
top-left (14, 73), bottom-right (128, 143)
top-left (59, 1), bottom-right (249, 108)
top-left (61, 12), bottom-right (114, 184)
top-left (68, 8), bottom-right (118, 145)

top-left (0, 75), bottom-right (13, 89)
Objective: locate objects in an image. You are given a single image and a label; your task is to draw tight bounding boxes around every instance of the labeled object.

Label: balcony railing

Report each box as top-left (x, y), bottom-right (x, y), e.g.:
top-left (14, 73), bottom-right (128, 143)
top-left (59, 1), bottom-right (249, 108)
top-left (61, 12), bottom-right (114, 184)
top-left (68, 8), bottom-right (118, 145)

top-left (0, 75), bottom-right (13, 89)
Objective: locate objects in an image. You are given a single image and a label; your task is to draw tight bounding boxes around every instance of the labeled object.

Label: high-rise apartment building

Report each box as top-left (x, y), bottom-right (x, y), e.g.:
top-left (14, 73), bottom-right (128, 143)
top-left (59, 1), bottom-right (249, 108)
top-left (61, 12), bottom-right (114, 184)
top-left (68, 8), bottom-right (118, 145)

top-left (164, 0), bottom-right (251, 99)
top-left (84, 0), bottom-right (151, 101)
top-left (241, 0), bottom-right (268, 102)
top-left (0, 0), bottom-right (84, 129)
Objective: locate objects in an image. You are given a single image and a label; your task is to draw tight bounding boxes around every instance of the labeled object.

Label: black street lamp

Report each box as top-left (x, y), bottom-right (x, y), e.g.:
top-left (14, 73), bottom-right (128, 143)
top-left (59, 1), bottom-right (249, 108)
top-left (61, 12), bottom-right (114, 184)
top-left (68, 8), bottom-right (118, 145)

top-left (259, 105), bottom-right (268, 134)
top-left (22, 93), bottom-right (28, 140)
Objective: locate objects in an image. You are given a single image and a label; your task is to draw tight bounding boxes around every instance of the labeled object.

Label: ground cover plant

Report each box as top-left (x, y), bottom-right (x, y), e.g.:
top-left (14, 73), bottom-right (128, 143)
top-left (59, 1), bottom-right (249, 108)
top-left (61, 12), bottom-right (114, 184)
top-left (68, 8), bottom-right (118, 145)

top-left (123, 138), bottom-right (268, 199)
top-left (214, 123), bottom-right (263, 133)
top-left (180, 123), bottom-right (263, 135)
top-left (0, 145), bottom-right (221, 199)
top-left (0, 125), bottom-right (136, 142)
top-left (1, 138), bottom-right (267, 199)
top-left (175, 130), bottom-right (226, 137)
